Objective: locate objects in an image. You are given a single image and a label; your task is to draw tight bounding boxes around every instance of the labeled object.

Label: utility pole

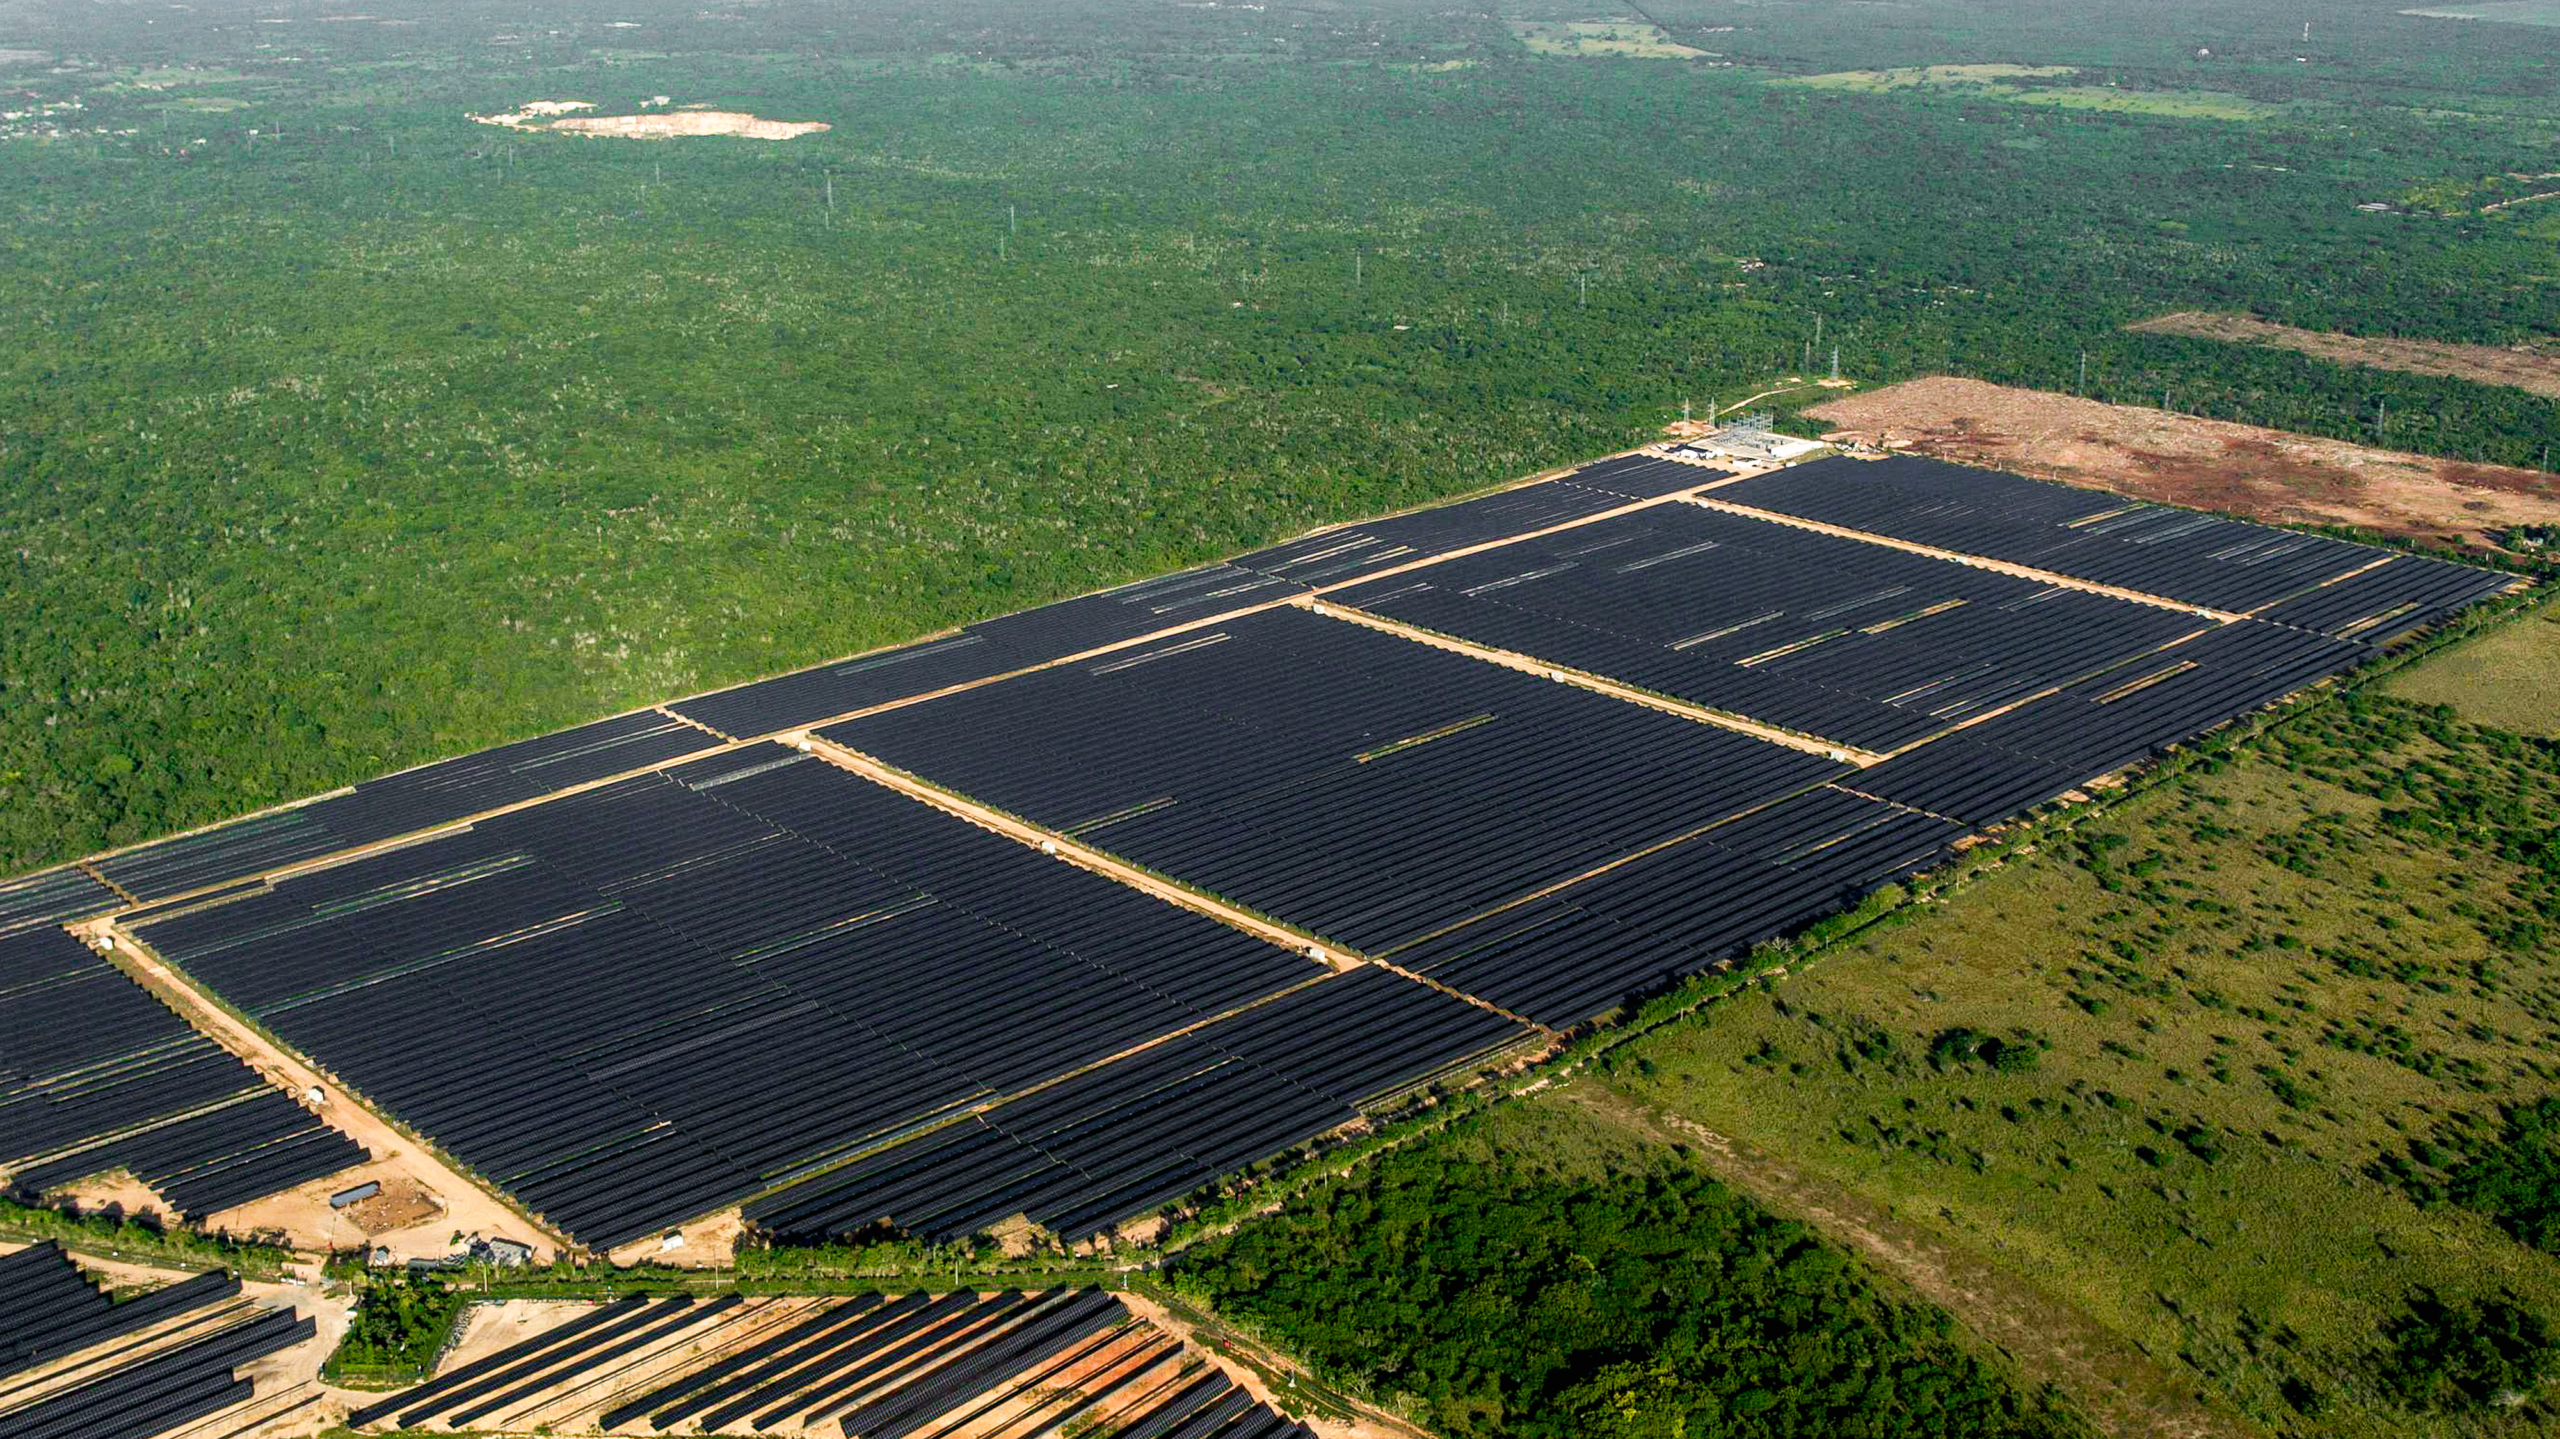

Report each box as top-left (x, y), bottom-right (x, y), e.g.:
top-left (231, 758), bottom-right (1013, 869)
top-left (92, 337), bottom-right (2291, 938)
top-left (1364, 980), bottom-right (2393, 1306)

top-left (1578, 273), bottom-right (1588, 307)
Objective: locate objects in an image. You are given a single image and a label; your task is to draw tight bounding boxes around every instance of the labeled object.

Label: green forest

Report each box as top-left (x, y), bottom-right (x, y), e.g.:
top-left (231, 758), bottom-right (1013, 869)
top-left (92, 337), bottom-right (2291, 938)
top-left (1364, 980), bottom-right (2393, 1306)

top-left (4, 0), bottom-right (2560, 871)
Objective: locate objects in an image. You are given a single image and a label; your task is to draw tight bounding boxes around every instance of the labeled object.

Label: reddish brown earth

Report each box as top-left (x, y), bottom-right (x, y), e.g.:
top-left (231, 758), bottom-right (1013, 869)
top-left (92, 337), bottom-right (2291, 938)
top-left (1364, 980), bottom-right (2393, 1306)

top-left (1807, 377), bottom-right (2560, 554)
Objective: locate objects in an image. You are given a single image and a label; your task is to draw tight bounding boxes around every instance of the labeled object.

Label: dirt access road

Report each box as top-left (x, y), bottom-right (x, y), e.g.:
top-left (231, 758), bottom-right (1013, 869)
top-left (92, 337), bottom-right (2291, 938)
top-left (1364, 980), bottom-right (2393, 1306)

top-left (1808, 376), bottom-right (2560, 555)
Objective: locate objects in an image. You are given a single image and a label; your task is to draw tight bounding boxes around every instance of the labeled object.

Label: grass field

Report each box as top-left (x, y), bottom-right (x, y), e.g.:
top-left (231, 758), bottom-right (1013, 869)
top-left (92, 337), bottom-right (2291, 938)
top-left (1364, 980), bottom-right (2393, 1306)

top-left (2006, 87), bottom-right (2274, 120)
top-left (2387, 598), bottom-right (2560, 735)
top-left (1791, 64), bottom-right (2079, 91)
top-left (1508, 20), bottom-right (1711, 59)
top-left (1784, 66), bottom-right (2271, 120)
top-left (1583, 693), bottom-right (2560, 1436)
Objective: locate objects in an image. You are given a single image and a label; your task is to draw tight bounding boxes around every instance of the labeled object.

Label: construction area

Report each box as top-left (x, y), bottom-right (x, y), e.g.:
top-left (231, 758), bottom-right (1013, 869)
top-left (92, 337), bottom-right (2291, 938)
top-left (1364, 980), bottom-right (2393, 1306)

top-left (1806, 375), bottom-right (2560, 555)
top-left (0, 407), bottom-right (2530, 1439)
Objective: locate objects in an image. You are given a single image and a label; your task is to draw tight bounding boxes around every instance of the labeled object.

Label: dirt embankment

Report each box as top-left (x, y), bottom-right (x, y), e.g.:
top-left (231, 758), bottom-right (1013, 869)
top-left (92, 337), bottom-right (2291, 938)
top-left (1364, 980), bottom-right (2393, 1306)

top-left (1808, 376), bottom-right (2560, 554)
top-left (2129, 311), bottom-right (2560, 401)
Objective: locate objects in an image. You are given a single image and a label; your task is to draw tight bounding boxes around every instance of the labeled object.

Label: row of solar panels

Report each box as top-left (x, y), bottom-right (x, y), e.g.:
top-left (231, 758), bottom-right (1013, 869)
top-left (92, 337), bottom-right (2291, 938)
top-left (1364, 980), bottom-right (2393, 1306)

top-left (0, 1244), bottom-right (310, 1439)
top-left (348, 1289), bottom-right (1311, 1439)
top-left (0, 928), bottom-right (366, 1221)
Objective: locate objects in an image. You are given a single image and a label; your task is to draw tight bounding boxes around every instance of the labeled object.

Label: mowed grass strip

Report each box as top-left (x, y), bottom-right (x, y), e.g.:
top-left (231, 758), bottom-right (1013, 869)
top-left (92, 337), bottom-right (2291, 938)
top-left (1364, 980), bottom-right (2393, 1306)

top-left (1587, 697), bottom-right (2560, 1437)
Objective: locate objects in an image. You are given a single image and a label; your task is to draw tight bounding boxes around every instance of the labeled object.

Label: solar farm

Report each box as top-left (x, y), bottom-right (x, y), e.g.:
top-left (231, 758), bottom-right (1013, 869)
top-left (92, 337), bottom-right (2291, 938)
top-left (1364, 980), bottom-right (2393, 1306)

top-left (0, 445), bottom-right (2522, 1271)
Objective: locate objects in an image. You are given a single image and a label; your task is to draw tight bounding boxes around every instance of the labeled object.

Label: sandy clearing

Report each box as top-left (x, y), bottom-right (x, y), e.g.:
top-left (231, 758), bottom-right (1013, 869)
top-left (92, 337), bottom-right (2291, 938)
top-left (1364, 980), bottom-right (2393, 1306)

top-left (1807, 376), bottom-right (2560, 554)
top-left (469, 100), bottom-right (827, 140)
top-left (553, 112), bottom-right (828, 140)
top-left (2130, 310), bottom-right (2560, 401)
top-left (200, 1158), bottom-right (451, 1259)
top-left (603, 1203), bottom-right (743, 1269)
top-left (39, 1171), bottom-right (180, 1229)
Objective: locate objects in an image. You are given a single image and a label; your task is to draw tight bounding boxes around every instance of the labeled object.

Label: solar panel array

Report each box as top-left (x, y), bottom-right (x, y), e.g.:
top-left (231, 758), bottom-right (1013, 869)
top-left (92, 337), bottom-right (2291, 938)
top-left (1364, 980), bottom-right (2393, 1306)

top-left (351, 1289), bottom-right (1309, 1439)
top-left (89, 711), bottom-right (722, 904)
top-left (1329, 502), bottom-right (2213, 751)
top-left (0, 1244), bottom-right (243, 1381)
top-left (1385, 787), bottom-right (1967, 1024)
top-left (127, 750), bottom-right (1330, 1251)
top-left (0, 928), bottom-right (365, 1220)
top-left (1718, 455), bottom-right (2515, 634)
top-left (7, 445), bottom-right (2515, 1258)
top-left (825, 607), bottom-right (1848, 954)
top-left (749, 966), bottom-right (1525, 1244)
top-left (668, 474), bottom-right (1684, 746)
top-left (0, 868), bottom-right (121, 940)
top-left (0, 1248), bottom-right (309, 1439)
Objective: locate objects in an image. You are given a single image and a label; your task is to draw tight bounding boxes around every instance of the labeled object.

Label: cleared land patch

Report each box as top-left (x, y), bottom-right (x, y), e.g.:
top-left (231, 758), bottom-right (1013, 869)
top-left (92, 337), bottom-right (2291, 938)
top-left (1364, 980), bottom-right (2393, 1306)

top-left (1807, 376), bottom-right (2560, 555)
top-left (2385, 596), bottom-right (2560, 733)
top-left (2402, 2), bottom-right (2560, 25)
top-left (470, 100), bottom-right (829, 139)
top-left (2131, 311), bottom-right (2560, 402)
top-left (1507, 19), bottom-right (1711, 58)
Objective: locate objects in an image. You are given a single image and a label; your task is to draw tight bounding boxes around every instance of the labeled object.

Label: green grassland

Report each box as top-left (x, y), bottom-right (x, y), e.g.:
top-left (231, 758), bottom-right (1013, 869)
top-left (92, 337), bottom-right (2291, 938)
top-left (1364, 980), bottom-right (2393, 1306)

top-left (1783, 66), bottom-right (2274, 121)
top-left (2006, 86), bottom-right (2275, 120)
top-left (1592, 694), bottom-right (2560, 1436)
top-left (1508, 20), bottom-right (1713, 60)
top-left (2388, 599), bottom-right (2560, 734)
